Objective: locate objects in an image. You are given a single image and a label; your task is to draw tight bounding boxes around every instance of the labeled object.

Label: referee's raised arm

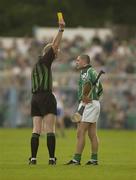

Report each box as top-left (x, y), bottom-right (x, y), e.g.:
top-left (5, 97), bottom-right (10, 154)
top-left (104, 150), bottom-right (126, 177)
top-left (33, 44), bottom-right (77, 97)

top-left (52, 16), bottom-right (65, 51)
top-left (42, 13), bottom-right (65, 56)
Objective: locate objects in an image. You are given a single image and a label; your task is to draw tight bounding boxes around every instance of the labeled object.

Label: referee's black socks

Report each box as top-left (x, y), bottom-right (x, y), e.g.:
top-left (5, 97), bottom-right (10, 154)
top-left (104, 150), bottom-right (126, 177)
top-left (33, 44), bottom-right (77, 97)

top-left (31, 133), bottom-right (40, 158)
top-left (47, 133), bottom-right (56, 159)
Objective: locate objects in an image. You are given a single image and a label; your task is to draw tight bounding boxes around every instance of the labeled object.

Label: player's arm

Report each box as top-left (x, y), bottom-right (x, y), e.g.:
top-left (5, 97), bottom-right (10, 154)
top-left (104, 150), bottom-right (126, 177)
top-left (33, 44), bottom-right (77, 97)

top-left (52, 14), bottom-right (65, 52)
top-left (82, 82), bottom-right (92, 104)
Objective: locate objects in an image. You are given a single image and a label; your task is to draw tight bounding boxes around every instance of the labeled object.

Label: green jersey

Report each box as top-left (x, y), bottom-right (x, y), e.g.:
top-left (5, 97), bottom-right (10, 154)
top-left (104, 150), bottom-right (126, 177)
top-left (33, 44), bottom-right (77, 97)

top-left (78, 65), bottom-right (103, 101)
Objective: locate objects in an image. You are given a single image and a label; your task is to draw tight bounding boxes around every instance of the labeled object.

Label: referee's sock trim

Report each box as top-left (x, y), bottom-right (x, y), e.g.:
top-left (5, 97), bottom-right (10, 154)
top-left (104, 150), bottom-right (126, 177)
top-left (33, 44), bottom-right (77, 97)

top-left (47, 132), bottom-right (55, 136)
top-left (32, 133), bottom-right (40, 138)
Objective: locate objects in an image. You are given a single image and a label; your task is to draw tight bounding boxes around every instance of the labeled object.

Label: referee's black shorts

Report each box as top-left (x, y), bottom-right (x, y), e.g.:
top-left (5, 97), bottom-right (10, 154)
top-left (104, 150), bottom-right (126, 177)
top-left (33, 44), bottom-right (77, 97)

top-left (31, 91), bottom-right (57, 117)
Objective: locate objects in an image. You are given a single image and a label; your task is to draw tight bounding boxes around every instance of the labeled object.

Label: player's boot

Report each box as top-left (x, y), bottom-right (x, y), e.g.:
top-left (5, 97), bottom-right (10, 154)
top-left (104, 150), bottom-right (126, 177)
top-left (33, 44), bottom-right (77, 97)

top-left (85, 160), bottom-right (98, 165)
top-left (29, 157), bottom-right (37, 165)
top-left (65, 159), bottom-right (81, 165)
top-left (48, 157), bottom-right (57, 165)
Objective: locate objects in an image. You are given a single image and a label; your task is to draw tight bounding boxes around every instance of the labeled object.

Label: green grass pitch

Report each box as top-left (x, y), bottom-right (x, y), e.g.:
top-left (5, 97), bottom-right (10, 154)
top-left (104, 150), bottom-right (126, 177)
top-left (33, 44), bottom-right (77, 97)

top-left (0, 128), bottom-right (136, 180)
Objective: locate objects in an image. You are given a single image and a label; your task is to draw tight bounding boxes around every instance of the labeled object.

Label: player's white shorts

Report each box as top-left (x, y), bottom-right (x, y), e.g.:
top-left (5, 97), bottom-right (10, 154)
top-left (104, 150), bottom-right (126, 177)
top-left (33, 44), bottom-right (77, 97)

top-left (78, 100), bottom-right (100, 123)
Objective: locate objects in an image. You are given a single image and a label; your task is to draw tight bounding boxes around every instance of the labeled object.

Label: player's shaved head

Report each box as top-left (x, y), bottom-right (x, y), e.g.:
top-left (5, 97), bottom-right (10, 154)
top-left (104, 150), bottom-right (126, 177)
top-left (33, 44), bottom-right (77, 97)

top-left (79, 54), bottom-right (90, 64)
top-left (76, 54), bottom-right (91, 69)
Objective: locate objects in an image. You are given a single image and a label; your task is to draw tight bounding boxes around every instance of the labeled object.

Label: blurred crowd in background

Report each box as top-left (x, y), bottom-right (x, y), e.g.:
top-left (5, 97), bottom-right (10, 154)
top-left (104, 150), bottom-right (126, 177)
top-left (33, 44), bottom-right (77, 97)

top-left (0, 31), bottom-right (136, 129)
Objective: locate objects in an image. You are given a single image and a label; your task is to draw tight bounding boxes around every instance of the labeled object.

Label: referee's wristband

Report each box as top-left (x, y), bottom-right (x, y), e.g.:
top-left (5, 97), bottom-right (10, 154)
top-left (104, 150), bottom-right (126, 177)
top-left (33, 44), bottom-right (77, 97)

top-left (59, 28), bottom-right (64, 32)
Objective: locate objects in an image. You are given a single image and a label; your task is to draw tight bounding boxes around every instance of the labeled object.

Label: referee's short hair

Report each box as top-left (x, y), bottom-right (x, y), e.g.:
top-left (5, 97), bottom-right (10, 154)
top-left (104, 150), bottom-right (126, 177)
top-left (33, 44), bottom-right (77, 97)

top-left (42, 43), bottom-right (52, 56)
top-left (79, 54), bottom-right (90, 64)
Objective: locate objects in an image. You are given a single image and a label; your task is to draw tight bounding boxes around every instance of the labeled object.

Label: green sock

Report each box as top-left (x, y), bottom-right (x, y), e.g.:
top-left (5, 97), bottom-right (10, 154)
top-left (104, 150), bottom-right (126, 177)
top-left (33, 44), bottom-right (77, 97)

top-left (91, 153), bottom-right (98, 161)
top-left (73, 153), bottom-right (81, 162)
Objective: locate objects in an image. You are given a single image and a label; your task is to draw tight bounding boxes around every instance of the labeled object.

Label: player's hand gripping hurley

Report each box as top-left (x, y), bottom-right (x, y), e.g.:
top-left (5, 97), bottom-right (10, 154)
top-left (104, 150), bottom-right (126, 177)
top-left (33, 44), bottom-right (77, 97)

top-left (72, 70), bottom-right (105, 123)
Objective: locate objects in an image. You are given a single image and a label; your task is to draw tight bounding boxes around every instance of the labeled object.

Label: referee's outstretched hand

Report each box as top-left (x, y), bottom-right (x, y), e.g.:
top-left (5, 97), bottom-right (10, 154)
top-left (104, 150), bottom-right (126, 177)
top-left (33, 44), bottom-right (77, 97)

top-left (58, 19), bottom-right (65, 29)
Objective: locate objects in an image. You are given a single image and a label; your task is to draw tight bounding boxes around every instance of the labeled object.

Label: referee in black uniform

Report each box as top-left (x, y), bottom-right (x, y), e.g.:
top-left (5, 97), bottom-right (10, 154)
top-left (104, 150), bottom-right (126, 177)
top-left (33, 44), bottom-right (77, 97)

top-left (29, 16), bottom-right (65, 165)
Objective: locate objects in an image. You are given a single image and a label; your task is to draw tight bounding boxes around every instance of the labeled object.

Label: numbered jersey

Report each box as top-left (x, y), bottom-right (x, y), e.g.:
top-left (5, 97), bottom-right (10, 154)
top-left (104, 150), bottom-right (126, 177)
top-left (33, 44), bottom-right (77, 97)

top-left (78, 65), bottom-right (103, 101)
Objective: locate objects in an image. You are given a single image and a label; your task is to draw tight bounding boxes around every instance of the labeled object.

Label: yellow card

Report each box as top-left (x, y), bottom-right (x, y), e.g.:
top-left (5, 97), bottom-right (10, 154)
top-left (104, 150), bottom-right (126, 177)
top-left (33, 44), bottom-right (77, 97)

top-left (57, 12), bottom-right (63, 22)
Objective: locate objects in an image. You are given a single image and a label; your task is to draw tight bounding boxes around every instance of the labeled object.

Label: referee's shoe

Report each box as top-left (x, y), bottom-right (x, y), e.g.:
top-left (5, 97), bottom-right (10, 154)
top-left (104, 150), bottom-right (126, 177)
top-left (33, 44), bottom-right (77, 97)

top-left (29, 157), bottom-right (37, 165)
top-left (49, 157), bottom-right (57, 165)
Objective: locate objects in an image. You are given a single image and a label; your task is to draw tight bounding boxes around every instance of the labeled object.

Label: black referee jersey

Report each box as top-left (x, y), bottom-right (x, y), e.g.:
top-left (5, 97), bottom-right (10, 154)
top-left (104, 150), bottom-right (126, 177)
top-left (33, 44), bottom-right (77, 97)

top-left (31, 47), bottom-right (55, 93)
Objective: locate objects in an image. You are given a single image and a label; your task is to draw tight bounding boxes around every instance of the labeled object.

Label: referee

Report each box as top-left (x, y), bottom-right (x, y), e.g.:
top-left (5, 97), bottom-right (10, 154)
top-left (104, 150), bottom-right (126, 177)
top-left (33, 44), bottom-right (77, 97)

top-left (29, 17), bottom-right (65, 165)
